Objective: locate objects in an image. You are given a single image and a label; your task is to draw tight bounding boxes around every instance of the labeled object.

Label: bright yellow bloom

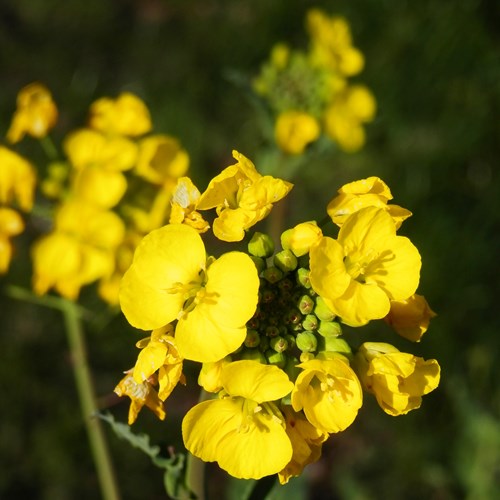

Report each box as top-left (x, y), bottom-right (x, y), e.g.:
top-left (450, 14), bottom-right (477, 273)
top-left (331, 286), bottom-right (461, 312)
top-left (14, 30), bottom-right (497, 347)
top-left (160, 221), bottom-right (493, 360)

top-left (278, 405), bottom-right (328, 484)
top-left (88, 92), bottom-right (152, 137)
top-left (354, 342), bottom-right (440, 416)
top-left (114, 371), bottom-right (166, 425)
top-left (133, 324), bottom-right (184, 402)
top-left (291, 357), bottom-right (362, 434)
top-left (169, 177), bottom-right (209, 233)
top-left (385, 294), bottom-right (437, 342)
top-left (327, 176), bottom-right (412, 228)
top-left (7, 82), bottom-right (58, 143)
top-left (0, 207), bottom-right (24, 273)
top-left (198, 357), bottom-right (232, 393)
top-left (197, 151), bottom-right (293, 242)
top-left (310, 206), bottom-right (421, 326)
top-left (0, 146), bottom-right (36, 211)
top-left (32, 200), bottom-right (125, 299)
top-left (182, 360), bottom-right (293, 479)
top-left (135, 135), bottom-right (189, 186)
top-left (281, 221), bottom-right (323, 257)
top-left (274, 111), bottom-right (320, 155)
top-left (120, 224), bottom-right (259, 362)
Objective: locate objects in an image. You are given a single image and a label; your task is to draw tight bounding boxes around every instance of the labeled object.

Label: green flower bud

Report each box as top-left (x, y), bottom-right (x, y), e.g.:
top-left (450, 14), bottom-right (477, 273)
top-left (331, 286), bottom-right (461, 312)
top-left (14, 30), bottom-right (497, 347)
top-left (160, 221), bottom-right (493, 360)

top-left (296, 331), bottom-right (318, 353)
top-left (250, 255), bottom-right (266, 274)
top-left (284, 355), bottom-right (301, 382)
top-left (244, 329), bottom-right (260, 348)
top-left (262, 266), bottom-right (284, 284)
top-left (318, 321), bottom-right (342, 338)
top-left (248, 232), bottom-right (274, 258)
top-left (262, 289), bottom-right (276, 303)
top-left (285, 334), bottom-right (296, 350)
top-left (274, 249), bottom-right (298, 273)
top-left (318, 337), bottom-right (352, 357)
top-left (270, 335), bottom-right (289, 353)
top-left (284, 308), bottom-right (302, 325)
top-left (266, 325), bottom-right (280, 337)
top-left (298, 294), bottom-right (314, 315)
top-left (278, 278), bottom-right (294, 292)
top-left (296, 268), bottom-right (311, 288)
top-left (314, 296), bottom-right (336, 321)
top-left (300, 352), bottom-right (315, 362)
top-left (240, 348), bottom-right (267, 363)
top-left (302, 314), bottom-right (318, 331)
top-left (266, 350), bottom-right (287, 368)
top-left (258, 336), bottom-right (270, 352)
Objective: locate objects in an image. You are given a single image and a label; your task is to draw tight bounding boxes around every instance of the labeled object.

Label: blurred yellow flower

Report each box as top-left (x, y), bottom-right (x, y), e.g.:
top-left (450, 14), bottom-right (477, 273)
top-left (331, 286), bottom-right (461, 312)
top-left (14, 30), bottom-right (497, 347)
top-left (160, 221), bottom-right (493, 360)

top-left (310, 206), bottom-right (421, 326)
top-left (120, 224), bottom-right (259, 362)
top-left (0, 146), bottom-right (37, 211)
top-left (0, 207), bottom-right (24, 273)
top-left (7, 82), bottom-right (58, 143)
top-left (182, 360), bottom-right (293, 479)
top-left (197, 150), bottom-right (293, 242)
top-left (354, 342), bottom-right (440, 416)
top-left (88, 92), bottom-right (152, 137)
top-left (274, 111), bottom-right (320, 155)
top-left (291, 357), bottom-right (362, 434)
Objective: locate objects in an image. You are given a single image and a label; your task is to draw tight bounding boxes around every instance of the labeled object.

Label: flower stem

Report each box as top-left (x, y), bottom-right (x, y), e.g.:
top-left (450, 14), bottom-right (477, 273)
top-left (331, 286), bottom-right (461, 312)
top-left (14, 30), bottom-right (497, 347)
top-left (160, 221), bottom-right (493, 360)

top-left (4, 286), bottom-right (120, 500)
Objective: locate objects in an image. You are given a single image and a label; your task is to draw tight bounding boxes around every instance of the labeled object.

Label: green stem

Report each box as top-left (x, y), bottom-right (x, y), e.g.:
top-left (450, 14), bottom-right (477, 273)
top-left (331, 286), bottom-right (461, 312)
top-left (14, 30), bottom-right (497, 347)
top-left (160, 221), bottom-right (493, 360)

top-left (39, 134), bottom-right (59, 161)
top-left (4, 287), bottom-right (120, 500)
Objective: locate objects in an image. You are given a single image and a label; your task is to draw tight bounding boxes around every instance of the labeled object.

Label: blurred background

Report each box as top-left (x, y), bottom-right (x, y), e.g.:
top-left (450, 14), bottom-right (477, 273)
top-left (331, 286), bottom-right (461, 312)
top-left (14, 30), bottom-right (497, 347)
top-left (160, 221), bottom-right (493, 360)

top-left (1, 0), bottom-right (499, 498)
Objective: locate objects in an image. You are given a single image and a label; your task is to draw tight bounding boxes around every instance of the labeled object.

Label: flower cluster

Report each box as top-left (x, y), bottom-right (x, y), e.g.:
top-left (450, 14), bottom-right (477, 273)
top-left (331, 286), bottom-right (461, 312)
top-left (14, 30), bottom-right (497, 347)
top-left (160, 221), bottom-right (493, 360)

top-left (254, 8), bottom-right (376, 155)
top-left (116, 159), bottom-right (440, 483)
top-left (2, 83), bottom-right (190, 304)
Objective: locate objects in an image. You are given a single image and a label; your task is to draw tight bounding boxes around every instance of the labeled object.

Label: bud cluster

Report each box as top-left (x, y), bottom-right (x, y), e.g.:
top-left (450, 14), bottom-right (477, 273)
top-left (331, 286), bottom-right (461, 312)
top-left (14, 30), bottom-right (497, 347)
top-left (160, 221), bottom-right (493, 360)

top-left (237, 232), bottom-right (349, 369)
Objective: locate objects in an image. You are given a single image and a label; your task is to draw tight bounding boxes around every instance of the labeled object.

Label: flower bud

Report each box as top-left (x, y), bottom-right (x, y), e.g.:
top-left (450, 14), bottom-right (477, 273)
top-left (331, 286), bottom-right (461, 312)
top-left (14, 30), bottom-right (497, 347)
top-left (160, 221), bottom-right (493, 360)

top-left (248, 231), bottom-right (275, 258)
top-left (298, 294), bottom-right (314, 315)
top-left (270, 336), bottom-right (289, 353)
top-left (266, 350), bottom-right (287, 368)
top-left (296, 331), bottom-right (318, 353)
top-left (296, 267), bottom-right (311, 288)
top-left (314, 296), bottom-right (336, 321)
top-left (250, 255), bottom-right (266, 274)
top-left (240, 348), bottom-right (267, 363)
top-left (318, 321), bottom-right (342, 338)
top-left (302, 314), bottom-right (318, 331)
top-left (244, 329), bottom-right (260, 348)
top-left (280, 221), bottom-right (322, 257)
top-left (300, 352), bottom-right (315, 362)
top-left (262, 266), bottom-right (283, 284)
top-left (274, 249), bottom-right (298, 273)
top-left (265, 325), bottom-right (280, 338)
top-left (317, 337), bottom-right (352, 358)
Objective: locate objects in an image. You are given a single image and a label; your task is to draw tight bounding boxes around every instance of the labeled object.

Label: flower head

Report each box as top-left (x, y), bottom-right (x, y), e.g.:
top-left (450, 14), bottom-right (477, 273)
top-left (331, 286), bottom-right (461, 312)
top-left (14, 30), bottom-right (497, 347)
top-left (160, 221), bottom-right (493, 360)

top-left (310, 206), bottom-right (421, 326)
top-left (119, 224), bottom-right (259, 362)
top-left (274, 111), bottom-right (320, 155)
top-left (182, 360), bottom-right (293, 479)
top-left (197, 151), bottom-right (293, 242)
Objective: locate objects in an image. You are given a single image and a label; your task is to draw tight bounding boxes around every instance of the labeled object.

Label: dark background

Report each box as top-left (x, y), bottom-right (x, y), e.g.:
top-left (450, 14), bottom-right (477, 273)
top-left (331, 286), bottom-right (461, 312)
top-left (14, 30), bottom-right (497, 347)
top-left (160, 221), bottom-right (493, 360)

top-left (1, 0), bottom-right (499, 498)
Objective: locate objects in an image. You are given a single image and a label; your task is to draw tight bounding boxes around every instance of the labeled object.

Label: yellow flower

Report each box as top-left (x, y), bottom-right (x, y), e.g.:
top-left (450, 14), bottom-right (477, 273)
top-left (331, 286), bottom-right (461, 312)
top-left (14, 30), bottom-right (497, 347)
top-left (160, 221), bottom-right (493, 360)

top-left (385, 294), bottom-right (437, 342)
top-left (354, 342), bottom-right (440, 416)
top-left (274, 111), bottom-right (320, 155)
top-left (135, 135), bottom-right (189, 186)
top-left (0, 146), bottom-right (37, 211)
top-left (169, 177), bottom-right (209, 233)
top-left (88, 92), bottom-right (152, 137)
top-left (198, 357), bottom-right (232, 393)
top-left (310, 206), bottom-right (421, 326)
top-left (64, 129), bottom-right (138, 208)
top-left (327, 176), bottom-right (412, 228)
top-left (182, 360), bottom-right (293, 479)
top-left (7, 82), bottom-right (58, 143)
top-left (114, 371), bottom-right (166, 425)
top-left (0, 207), bottom-right (24, 273)
top-left (281, 221), bottom-right (323, 257)
top-left (119, 224), bottom-right (259, 362)
top-left (278, 405), bottom-right (328, 485)
top-left (133, 324), bottom-right (184, 402)
top-left (291, 357), bottom-right (362, 434)
top-left (196, 150), bottom-right (293, 242)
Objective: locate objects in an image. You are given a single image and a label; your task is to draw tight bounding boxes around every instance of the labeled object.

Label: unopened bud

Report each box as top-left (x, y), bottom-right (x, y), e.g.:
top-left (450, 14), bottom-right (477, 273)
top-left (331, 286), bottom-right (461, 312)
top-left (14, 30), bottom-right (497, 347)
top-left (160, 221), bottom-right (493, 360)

top-left (270, 336), bottom-right (289, 353)
top-left (318, 321), bottom-right (342, 338)
top-left (298, 294), bottom-right (314, 315)
top-left (262, 266), bottom-right (283, 284)
top-left (266, 325), bottom-right (280, 337)
top-left (302, 314), bottom-right (318, 331)
top-left (296, 268), bottom-right (311, 288)
top-left (244, 329), bottom-right (260, 348)
top-left (274, 249), bottom-right (298, 273)
top-left (314, 296), bottom-right (336, 321)
top-left (266, 350), bottom-right (287, 368)
top-left (318, 337), bottom-right (352, 357)
top-left (300, 352), bottom-right (315, 362)
top-left (248, 232), bottom-right (275, 258)
top-left (296, 331), bottom-right (317, 353)
top-left (250, 255), bottom-right (266, 274)
top-left (240, 349), bottom-right (267, 363)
